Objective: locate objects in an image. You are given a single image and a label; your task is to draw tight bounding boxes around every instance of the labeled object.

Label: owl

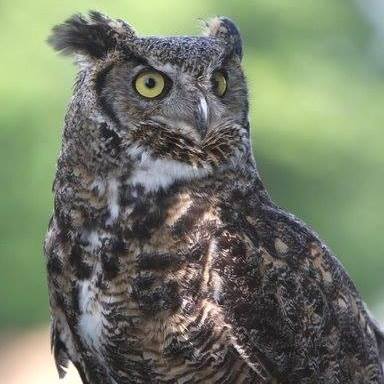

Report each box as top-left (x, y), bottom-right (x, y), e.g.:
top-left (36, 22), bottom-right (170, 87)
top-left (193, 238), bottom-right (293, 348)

top-left (44, 11), bottom-right (384, 384)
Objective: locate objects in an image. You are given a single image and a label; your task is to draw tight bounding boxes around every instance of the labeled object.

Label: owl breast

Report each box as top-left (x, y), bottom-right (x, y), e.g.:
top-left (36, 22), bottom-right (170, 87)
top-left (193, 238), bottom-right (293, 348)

top-left (54, 168), bottom-right (257, 383)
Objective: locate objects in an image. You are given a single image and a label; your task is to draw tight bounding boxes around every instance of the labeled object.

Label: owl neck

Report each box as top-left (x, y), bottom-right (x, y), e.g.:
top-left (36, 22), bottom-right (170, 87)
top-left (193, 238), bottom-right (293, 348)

top-left (123, 133), bottom-right (258, 193)
top-left (61, 110), bottom-right (259, 193)
top-left (61, 135), bottom-right (259, 198)
top-left (118, 119), bottom-right (256, 192)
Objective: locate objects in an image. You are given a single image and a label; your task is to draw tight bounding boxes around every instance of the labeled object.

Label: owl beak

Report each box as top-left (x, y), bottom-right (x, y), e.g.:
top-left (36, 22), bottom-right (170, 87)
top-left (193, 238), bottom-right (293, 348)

top-left (194, 97), bottom-right (209, 138)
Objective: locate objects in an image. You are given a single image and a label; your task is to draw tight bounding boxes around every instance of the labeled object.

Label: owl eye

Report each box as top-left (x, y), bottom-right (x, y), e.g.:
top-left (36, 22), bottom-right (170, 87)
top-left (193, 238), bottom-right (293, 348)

top-left (134, 70), bottom-right (168, 99)
top-left (212, 70), bottom-right (228, 97)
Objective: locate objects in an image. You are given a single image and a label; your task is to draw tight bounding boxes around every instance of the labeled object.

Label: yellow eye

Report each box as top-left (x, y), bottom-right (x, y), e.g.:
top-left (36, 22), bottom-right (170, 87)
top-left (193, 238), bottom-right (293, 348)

top-left (212, 71), bottom-right (228, 97)
top-left (134, 70), bottom-right (166, 99)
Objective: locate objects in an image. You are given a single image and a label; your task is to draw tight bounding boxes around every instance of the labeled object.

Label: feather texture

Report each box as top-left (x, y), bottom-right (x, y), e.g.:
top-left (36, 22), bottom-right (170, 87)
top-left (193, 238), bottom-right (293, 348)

top-left (45, 12), bottom-right (384, 384)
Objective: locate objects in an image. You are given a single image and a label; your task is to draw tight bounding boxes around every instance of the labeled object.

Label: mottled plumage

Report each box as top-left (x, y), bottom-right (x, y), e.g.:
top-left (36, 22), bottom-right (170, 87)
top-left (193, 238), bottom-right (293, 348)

top-left (44, 12), bottom-right (384, 383)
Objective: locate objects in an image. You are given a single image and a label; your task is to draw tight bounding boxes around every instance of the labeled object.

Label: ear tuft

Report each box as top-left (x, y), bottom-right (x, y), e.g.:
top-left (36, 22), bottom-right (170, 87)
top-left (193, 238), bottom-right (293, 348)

top-left (203, 16), bottom-right (243, 60)
top-left (48, 11), bottom-right (135, 59)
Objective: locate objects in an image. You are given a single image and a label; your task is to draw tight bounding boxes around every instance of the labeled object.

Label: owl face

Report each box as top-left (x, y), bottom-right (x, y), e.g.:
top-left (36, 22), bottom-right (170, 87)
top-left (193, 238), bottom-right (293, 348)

top-left (49, 12), bottom-right (250, 174)
top-left (97, 36), bottom-right (248, 142)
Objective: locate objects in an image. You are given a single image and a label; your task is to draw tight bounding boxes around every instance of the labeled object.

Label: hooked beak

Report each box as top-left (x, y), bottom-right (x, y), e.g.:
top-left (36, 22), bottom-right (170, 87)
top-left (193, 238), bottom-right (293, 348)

top-left (194, 97), bottom-right (209, 138)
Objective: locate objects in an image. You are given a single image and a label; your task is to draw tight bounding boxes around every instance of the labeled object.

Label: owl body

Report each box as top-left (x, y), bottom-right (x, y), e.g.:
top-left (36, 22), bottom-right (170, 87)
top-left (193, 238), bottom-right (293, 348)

top-left (47, 165), bottom-right (262, 383)
top-left (45, 12), bottom-right (384, 383)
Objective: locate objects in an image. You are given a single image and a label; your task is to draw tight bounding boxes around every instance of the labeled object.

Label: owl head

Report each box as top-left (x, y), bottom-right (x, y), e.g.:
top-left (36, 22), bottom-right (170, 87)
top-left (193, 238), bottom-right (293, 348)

top-left (49, 12), bottom-right (252, 187)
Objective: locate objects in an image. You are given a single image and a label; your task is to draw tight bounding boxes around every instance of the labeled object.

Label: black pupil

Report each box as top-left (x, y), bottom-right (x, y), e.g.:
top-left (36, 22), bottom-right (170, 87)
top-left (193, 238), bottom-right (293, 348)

top-left (145, 77), bottom-right (156, 89)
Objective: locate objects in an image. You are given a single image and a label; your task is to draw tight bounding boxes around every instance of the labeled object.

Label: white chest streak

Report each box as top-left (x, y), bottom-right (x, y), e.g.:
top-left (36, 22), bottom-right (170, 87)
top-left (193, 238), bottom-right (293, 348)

top-left (106, 178), bottom-right (120, 225)
top-left (199, 97), bottom-right (209, 123)
top-left (78, 278), bottom-right (103, 351)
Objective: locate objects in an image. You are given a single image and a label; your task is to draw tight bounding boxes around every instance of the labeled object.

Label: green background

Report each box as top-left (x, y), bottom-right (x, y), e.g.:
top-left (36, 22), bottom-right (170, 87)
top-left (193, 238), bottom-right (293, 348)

top-left (1, 0), bottom-right (383, 330)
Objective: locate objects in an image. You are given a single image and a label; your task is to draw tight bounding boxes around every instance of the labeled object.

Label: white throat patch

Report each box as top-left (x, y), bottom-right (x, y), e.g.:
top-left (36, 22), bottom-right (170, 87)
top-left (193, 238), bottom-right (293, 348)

top-left (127, 146), bottom-right (210, 192)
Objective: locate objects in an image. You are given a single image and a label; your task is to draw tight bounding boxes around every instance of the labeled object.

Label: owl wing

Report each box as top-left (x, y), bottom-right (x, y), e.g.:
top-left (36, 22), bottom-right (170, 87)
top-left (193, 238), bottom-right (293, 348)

top-left (44, 216), bottom-right (95, 384)
top-left (218, 204), bottom-right (384, 382)
top-left (44, 218), bottom-right (86, 383)
top-left (50, 315), bottom-right (92, 384)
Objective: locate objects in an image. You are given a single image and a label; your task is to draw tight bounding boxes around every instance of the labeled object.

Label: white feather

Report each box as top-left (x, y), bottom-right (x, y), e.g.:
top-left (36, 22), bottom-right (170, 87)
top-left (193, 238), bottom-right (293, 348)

top-left (127, 146), bottom-right (210, 192)
top-left (199, 97), bottom-right (209, 123)
top-left (78, 280), bottom-right (103, 351)
top-left (106, 178), bottom-right (120, 225)
top-left (87, 230), bottom-right (101, 251)
top-left (129, 157), bottom-right (209, 191)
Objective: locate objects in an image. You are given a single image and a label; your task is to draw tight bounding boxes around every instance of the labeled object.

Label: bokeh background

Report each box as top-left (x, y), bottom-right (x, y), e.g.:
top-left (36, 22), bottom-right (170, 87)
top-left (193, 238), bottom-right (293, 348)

top-left (0, 0), bottom-right (383, 382)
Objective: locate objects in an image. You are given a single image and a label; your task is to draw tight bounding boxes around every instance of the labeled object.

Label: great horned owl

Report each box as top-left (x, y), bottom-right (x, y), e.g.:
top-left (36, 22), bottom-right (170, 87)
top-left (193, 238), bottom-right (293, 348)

top-left (44, 12), bottom-right (384, 384)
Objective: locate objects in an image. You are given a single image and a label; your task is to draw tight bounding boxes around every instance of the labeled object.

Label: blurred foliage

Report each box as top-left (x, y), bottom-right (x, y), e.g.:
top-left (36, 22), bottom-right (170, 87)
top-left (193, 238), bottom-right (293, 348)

top-left (0, 0), bottom-right (383, 330)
